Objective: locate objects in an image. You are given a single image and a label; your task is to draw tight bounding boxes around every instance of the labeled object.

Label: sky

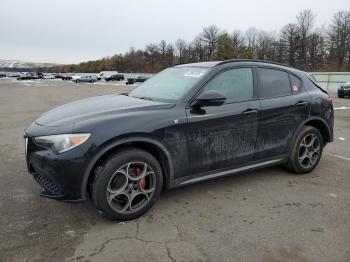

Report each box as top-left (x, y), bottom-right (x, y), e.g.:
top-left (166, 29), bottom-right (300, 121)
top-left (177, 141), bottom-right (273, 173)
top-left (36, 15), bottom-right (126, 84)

top-left (0, 0), bottom-right (349, 64)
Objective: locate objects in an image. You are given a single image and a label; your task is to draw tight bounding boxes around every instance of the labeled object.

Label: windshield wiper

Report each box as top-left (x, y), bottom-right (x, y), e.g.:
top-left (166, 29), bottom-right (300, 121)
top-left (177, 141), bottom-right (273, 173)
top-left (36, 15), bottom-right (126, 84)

top-left (138, 96), bottom-right (153, 101)
top-left (129, 95), bottom-right (153, 101)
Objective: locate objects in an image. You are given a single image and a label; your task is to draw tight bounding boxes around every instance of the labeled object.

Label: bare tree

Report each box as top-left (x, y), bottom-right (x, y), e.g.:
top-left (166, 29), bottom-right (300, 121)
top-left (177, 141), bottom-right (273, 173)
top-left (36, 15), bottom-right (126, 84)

top-left (191, 36), bottom-right (206, 62)
top-left (200, 25), bottom-right (220, 59)
top-left (297, 9), bottom-right (315, 66)
top-left (255, 30), bottom-right (276, 60)
top-left (157, 40), bottom-right (167, 54)
top-left (145, 43), bottom-right (160, 71)
top-left (328, 10), bottom-right (350, 69)
top-left (165, 43), bottom-right (175, 65)
top-left (281, 23), bottom-right (300, 66)
top-left (245, 27), bottom-right (258, 49)
top-left (175, 39), bottom-right (187, 64)
top-left (307, 26), bottom-right (327, 70)
top-left (231, 30), bottom-right (245, 58)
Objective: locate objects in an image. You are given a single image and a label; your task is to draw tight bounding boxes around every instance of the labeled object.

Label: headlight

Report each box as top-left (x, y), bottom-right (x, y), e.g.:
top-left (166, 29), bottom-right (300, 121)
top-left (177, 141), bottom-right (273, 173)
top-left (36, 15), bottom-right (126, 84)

top-left (34, 133), bottom-right (91, 154)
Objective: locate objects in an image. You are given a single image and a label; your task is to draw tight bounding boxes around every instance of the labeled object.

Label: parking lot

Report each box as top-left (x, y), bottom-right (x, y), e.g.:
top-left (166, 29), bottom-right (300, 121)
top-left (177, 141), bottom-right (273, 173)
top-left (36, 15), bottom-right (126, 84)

top-left (0, 78), bottom-right (349, 262)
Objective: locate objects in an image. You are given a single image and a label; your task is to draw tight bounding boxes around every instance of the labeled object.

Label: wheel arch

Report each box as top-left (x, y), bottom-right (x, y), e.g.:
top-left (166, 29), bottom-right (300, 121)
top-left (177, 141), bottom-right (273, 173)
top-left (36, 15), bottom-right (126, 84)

top-left (304, 118), bottom-right (332, 143)
top-left (80, 137), bottom-right (174, 200)
top-left (288, 117), bottom-right (332, 155)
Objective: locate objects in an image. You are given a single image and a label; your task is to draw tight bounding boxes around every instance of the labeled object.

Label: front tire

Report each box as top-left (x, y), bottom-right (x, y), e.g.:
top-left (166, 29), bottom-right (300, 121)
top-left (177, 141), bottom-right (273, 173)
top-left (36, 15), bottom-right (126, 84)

top-left (91, 148), bottom-right (163, 220)
top-left (285, 126), bottom-right (323, 174)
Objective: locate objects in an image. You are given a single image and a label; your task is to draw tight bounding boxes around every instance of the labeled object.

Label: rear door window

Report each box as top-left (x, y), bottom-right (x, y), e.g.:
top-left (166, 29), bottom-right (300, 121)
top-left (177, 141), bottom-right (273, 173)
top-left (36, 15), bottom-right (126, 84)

top-left (258, 68), bottom-right (291, 98)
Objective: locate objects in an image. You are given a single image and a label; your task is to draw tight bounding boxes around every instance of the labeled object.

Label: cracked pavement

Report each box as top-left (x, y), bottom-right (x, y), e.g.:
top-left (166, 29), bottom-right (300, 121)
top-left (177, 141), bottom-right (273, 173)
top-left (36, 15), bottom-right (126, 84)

top-left (0, 78), bottom-right (350, 262)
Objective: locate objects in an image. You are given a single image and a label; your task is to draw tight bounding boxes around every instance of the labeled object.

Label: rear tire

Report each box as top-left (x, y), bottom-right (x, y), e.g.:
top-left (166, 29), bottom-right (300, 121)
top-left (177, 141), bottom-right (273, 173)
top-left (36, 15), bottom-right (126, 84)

top-left (338, 94), bottom-right (344, 98)
top-left (76, 79), bottom-right (80, 83)
top-left (90, 148), bottom-right (163, 220)
top-left (285, 126), bottom-right (323, 174)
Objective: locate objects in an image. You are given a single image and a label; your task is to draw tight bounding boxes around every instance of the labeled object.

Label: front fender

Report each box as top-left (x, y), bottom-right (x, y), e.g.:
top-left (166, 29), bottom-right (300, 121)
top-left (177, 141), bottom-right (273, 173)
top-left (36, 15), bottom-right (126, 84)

top-left (80, 136), bottom-right (174, 200)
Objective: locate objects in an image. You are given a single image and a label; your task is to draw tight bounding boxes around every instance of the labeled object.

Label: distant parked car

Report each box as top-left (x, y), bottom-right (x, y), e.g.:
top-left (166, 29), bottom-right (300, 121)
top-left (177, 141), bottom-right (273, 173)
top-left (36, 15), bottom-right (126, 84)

top-left (46, 73), bottom-right (59, 78)
top-left (43, 74), bottom-right (56, 79)
top-left (61, 73), bottom-right (73, 80)
top-left (73, 75), bottom-right (97, 83)
top-left (37, 72), bottom-right (44, 79)
top-left (338, 82), bottom-right (350, 98)
top-left (96, 71), bottom-right (119, 80)
top-left (126, 76), bottom-right (149, 85)
top-left (0, 72), bottom-right (6, 78)
top-left (105, 73), bottom-right (125, 81)
top-left (31, 73), bottom-right (40, 79)
top-left (51, 73), bottom-right (62, 79)
top-left (8, 72), bottom-right (21, 77)
top-left (17, 73), bottom-right (35, 80)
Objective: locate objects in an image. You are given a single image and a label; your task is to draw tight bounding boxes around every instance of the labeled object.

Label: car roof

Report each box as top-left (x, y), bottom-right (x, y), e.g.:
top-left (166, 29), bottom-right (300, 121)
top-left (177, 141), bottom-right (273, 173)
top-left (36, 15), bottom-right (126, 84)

top-left (174, 61), bottom-right (222, 68)
top-left (173, 59), bottom-right (295, 71)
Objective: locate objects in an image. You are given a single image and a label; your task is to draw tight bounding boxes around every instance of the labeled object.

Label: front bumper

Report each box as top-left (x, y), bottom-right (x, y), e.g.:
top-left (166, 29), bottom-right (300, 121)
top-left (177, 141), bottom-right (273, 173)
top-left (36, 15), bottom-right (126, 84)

top-left (25, 136), bottom-right (88, 201)
top-left (338, 89), bottom-right (350, 96)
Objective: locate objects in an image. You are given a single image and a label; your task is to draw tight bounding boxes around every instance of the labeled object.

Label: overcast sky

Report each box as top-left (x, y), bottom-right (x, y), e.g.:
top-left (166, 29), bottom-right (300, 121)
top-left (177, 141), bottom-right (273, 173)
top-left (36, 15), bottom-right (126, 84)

top-left (0, 0), bottom-right (349, 64)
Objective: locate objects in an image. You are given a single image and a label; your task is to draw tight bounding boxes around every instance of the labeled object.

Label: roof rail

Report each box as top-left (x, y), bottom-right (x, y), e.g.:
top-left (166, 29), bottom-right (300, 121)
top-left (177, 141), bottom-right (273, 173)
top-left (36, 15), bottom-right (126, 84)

top-left (216, 59), bottom-right (293, 68)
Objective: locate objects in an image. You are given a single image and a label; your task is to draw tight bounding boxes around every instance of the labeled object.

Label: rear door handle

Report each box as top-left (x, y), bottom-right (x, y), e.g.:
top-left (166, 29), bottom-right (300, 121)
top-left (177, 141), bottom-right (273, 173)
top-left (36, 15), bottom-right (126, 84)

top-left (242, 109), bottom-right (258, 115)
top-left (295, 101), bottom-right (308, 107)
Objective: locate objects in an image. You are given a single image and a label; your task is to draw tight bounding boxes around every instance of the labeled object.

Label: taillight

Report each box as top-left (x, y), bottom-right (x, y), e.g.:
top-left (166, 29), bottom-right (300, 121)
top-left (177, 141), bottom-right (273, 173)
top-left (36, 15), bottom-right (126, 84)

top-left (327, 96), bottom-right (333, 105)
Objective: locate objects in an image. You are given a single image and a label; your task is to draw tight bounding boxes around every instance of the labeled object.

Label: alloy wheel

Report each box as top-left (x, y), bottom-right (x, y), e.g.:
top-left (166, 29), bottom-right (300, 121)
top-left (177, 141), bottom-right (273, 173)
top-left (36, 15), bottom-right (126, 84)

top-left (106, 162), bottom-right (156, 214)
top-left (298, 133), bottom-right (320, 169)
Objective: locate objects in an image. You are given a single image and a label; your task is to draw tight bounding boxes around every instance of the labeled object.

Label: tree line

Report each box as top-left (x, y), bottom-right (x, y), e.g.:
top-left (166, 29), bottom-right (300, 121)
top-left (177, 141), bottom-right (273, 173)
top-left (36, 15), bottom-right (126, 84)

top-left (42, 9), bottom-right (350, 73)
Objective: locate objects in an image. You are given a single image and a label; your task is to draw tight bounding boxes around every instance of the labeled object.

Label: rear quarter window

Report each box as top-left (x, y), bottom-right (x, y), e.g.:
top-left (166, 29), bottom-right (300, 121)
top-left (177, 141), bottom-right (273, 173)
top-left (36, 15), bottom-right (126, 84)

top-left (290, 74), bottom-right (302, 94)
top-left (258, 68), bottom-right (291, 98)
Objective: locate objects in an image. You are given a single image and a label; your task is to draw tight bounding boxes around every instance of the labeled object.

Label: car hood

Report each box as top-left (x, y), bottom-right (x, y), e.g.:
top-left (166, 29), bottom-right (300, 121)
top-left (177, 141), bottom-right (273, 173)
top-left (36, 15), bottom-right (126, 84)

top-left (35, 94), bottom-right (174, 127)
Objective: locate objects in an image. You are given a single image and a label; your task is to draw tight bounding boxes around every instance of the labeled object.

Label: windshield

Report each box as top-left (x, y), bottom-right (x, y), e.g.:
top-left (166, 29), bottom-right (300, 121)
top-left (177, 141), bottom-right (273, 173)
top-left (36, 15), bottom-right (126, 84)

top-left (129, 67), bottom-right (209, 102)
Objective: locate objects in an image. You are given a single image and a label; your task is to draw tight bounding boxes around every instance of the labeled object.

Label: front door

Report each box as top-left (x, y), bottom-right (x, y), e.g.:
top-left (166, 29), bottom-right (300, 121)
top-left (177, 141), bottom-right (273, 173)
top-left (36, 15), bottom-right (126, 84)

top-left (185, 67), bottom-right (260, 176)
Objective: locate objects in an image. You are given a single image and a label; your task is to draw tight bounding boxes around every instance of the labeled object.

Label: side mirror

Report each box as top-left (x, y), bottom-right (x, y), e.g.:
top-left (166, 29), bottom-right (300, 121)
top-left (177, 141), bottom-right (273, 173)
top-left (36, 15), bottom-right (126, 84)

top-left (191, 90), bottom-right (226, 107)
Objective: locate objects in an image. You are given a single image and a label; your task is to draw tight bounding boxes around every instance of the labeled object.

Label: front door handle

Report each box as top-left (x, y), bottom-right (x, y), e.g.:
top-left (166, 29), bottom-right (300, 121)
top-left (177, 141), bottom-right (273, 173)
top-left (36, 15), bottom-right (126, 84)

top-left (295, 101), bottom-right (308, 107)
top-left (242, 109), bottom-right (258, 115)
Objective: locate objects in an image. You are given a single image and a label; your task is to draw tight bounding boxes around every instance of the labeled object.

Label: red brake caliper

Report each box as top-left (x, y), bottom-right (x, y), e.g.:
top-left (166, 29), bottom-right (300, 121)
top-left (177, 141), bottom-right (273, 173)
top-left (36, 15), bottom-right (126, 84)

top-left (135, 167), bottom-right (147, 189)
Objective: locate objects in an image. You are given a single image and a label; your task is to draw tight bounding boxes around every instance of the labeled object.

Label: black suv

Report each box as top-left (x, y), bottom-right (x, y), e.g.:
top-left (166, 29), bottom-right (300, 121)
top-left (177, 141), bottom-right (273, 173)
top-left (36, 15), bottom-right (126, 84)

top-left (338, 82), bottom-right (350, 98)
top-left (24, 60), bottom-right (334, 220)
top-left (105, 73), bottom-right (125, 81)
top-left (126, 76), bottom-right (149, 85)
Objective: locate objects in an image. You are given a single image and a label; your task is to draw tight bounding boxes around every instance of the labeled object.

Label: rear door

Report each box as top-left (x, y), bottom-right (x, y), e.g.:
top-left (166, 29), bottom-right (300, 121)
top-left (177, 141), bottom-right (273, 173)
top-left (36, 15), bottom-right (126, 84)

top-left (255, 67), bottom-right (310, 160)
top-left (184, 67), bottom-right (260, 176)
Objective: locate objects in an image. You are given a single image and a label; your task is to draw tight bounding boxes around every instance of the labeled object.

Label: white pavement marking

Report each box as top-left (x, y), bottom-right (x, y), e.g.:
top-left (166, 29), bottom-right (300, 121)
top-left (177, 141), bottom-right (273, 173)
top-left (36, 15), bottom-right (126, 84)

top-left (334, 106), bottom-right (350, 110)
top-left (324, 152), bottom-right (350, 161)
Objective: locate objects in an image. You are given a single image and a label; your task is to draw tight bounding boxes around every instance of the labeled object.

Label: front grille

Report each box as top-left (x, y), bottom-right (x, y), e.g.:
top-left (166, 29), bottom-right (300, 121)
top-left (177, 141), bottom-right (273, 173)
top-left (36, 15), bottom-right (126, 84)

top-left (34, 173), bottom-right (63, 196)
